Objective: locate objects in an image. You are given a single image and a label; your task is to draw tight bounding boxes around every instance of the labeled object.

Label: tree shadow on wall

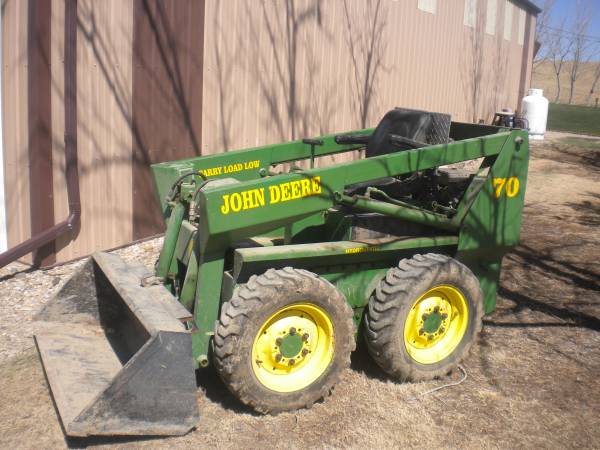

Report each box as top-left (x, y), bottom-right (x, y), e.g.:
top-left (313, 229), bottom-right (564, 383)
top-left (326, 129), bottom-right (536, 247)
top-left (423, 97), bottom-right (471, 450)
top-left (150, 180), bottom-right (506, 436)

top-left (342, 0), bottom-right (388, 129)
top-left (210, 0), bottom-right (389, 157)
top-left (459, 2), bottom-right (485, 123)
top-left (71, 1), bottom-right (205, 237)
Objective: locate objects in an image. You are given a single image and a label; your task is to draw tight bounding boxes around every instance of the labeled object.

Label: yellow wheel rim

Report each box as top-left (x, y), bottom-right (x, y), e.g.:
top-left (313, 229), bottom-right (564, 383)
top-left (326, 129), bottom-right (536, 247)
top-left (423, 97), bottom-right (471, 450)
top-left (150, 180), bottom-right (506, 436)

top-left (252, 303), bottom-right (334, 393)
top-left (404, 285), bottom-right (469, 365)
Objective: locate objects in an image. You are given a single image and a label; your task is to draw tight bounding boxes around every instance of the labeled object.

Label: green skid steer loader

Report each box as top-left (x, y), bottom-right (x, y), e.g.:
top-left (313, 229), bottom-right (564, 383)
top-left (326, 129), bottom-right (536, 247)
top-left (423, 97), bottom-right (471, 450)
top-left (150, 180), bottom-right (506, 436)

top-left (34, 108), bottom-right (529, 436)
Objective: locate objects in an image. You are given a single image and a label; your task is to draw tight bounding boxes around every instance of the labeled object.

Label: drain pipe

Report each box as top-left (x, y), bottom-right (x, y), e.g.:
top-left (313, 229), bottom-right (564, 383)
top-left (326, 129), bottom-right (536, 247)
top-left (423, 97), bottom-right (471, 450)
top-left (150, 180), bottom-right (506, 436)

top-left (0, 0), bottom-right (80, 269)
top-left (0, 12), bottom-right (7, 253)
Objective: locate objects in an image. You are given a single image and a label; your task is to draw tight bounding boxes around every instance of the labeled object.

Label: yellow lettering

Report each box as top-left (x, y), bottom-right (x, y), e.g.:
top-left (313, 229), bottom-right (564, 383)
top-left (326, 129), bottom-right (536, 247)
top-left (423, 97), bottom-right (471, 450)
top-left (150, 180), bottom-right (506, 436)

top-left (345, 246), bottom-right (380, 254)
top-left (280, 183), bottom-right (291, 201)
top-left (311, 176), bottom-right (322, 194)
top-left (254, 188), bottom-right (266, 207)
top-left (291, 181), bottom-right (301, 199)
top-left (220, 194), bottom-right (230, 214)
top-left (229, 193), bottom-right (242, 212)
top-left (300, 179), bottom-right (312, 197)
top-left (269, 185), bottom-right (281, 204)
top-left (223, 176), bottom-right (324, 213)
top-left (241, 190), bottom-right (255, 210)
top-left (200, 166), bottom-right (223, 177)
top-left (493, 178), bottom-right (506, 198)
top-left (506, 177), bottom-right (519, 197)
top-left (493, 177), bottom-right (519, 198)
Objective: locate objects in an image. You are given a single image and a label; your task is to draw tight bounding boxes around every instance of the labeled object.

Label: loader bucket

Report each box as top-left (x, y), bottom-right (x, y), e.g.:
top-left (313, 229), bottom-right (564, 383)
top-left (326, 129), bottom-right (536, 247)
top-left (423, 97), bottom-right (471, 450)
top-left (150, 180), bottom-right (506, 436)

top-left (34, 252), bottom-right (199, 437)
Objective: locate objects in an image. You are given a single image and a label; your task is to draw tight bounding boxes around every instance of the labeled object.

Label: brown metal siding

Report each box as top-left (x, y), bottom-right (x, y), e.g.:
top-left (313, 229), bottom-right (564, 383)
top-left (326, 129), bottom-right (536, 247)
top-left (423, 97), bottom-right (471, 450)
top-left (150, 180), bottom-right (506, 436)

top-left (202, 0), bottom-right (536, 154)
top-left (3, 0), bottom-right (538, 264)
top-left (132, 0), bottom-right (205, 239)
top-left (2, 0), bottom-right (32, 260)
top-left (52, 0), bottom-right (134, 262)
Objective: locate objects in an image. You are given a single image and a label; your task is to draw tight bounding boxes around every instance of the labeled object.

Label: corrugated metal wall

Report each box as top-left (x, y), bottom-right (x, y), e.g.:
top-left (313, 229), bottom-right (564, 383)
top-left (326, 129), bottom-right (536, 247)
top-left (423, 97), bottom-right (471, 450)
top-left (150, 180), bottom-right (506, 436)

top-left (2, 0), bottom-right (31, 251)
top-left (2, 0), bottom-right (537, 265)
top-left (202, 0), bottom-right (536, 154)
top-left (53, 0), bottom-right (134, 262)
top-left (131, 0), bottom-right (205, 239)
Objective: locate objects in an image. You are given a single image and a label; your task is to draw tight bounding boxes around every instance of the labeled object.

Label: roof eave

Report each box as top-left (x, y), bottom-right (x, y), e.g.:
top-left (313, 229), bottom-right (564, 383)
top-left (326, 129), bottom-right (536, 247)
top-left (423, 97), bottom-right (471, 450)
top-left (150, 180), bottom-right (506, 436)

top-left (515, 0), bottom-right (542, 15)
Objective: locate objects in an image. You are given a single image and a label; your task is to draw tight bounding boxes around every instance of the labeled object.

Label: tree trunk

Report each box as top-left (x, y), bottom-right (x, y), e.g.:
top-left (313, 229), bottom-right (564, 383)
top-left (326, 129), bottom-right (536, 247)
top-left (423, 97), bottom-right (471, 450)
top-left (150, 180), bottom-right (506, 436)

top-left (586, 70), bottom-right (600, 106)
top-left (568, 78), bottom-right (575, 104)
top-left (554, 76), bottom-right (561, 103)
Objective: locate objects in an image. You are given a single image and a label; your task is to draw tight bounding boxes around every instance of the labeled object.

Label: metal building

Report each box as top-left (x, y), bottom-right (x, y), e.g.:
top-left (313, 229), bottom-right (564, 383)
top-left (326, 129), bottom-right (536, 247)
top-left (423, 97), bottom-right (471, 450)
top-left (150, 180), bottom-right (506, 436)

top-left (1, 0), bottom-right (540, 266)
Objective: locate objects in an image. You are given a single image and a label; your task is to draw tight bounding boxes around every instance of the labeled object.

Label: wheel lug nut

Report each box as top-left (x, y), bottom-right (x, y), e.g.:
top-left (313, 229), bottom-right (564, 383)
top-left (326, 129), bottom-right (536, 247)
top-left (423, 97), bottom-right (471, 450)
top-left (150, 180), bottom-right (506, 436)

top-left (275, 353), bottom-right (282, 362)
top-left (302, 333), bottom-right (309, 342)
top-left (301, 349), bottom-right (309, 356)
top-left (275, 337), bottom-right (282, 346)
top-left (434, 306), bottom-right (440, 313)
top-left (289, 358), bottom-right (296, 365)
top-left (289, 327), bottom-right (297, 335)
top-left (441, 313), bottom-right (448, 319)
top-left (419, 328), bottom-right (425, 336)
top-left (422, 314), bottom-right (429, 320)
top-left (439, 327), bottom-right (445, 333)
top-left (427, 335), bottom-right (433, 341)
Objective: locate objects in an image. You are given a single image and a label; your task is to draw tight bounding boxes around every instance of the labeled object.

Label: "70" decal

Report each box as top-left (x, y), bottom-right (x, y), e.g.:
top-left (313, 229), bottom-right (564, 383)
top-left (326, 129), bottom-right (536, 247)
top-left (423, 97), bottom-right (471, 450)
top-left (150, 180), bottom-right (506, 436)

top-left (493, 177), bottom-right (520, 198)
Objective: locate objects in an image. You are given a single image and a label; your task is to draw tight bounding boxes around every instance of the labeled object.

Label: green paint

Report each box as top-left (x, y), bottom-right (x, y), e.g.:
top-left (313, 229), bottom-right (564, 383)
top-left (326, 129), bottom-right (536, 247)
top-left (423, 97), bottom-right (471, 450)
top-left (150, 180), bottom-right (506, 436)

top-left (423, 312), bottom-right (443, 334)
top-left (191, 250), bottom-right (225, 361)
top-left (156, 202), bottom-right (185, 279)
top-left (148, 122), bottom-right (529, 366)
top-left (279, 334), bottom-right (303, 358)
top-left (340, 194), bottom-right (459, 231)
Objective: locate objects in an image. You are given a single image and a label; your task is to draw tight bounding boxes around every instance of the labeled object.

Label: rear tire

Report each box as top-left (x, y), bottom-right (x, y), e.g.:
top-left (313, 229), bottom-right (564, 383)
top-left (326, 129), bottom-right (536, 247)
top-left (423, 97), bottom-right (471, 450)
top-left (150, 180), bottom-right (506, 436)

top-left (364, 253), bottom-right (483, 381)
top-left (213, 267), bottom-right (355, 413)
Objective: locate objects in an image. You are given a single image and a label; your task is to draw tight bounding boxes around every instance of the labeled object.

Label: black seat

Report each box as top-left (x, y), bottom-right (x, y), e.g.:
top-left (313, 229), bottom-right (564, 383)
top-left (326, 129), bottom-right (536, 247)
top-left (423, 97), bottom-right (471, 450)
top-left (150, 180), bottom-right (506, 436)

top-left (366, 108), bottom-right (433, 157)
top-left (342, 108), bottom-right (451, 197)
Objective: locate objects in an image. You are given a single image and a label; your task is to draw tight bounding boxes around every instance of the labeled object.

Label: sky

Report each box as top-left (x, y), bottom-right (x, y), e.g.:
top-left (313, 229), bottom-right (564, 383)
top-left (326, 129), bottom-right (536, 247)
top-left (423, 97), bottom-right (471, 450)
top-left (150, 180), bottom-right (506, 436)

top-left (540, 0), bottom-right (600, 37)
top-left (535, 0), bottom-right (600, 60)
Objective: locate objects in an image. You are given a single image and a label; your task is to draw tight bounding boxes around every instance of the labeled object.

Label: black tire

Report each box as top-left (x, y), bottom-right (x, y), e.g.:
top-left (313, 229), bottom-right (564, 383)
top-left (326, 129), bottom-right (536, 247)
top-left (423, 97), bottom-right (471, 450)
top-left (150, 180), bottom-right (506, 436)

top-left (213, 267), bottom-right (355, 413)
top-left (364, 253), bottom-right (483, 381)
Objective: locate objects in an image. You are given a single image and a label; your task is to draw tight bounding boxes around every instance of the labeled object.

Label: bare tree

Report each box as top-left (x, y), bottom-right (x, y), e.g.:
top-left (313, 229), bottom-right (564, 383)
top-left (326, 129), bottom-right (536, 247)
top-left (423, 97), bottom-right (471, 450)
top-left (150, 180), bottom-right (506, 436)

top-left (567, 0), bottom-right (593, 104)
top-left (586, 62), bottom-right (600, 107)
top-left (532, 0), bottom-right (556, 72)
top-left (342, 0), bottom-right (387, 128)
top-left (465, 3), bottom-right (486, 123)
top-left (547, 21), bottom-right (574, 103)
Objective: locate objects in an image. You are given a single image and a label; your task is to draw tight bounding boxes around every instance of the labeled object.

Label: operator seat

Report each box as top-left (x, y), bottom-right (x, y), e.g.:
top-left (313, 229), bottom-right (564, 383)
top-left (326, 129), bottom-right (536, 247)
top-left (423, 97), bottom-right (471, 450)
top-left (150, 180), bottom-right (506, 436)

top-left (342, 108), bottom-right (451, 197)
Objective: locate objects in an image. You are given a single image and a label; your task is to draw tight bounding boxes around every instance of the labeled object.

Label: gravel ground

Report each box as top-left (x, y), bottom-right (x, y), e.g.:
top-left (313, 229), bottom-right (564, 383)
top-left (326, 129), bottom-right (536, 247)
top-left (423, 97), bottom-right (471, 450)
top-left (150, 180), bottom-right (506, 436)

top-left (0, 237), bottom-right (163, 363)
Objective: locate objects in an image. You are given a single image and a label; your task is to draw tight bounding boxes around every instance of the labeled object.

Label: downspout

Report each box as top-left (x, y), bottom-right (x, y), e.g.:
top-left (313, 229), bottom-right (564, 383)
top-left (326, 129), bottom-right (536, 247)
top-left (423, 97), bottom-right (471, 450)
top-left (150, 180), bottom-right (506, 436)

top-left (0, 0), bottom-right (80, 269)
top-left (0, 8), bottom-right (7, 253)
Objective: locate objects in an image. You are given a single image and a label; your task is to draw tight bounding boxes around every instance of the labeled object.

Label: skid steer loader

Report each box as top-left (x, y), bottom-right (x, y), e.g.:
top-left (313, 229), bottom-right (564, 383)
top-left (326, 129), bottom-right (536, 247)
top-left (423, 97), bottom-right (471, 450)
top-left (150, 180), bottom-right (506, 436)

top-left (35, 108), bottom-right (529, 436)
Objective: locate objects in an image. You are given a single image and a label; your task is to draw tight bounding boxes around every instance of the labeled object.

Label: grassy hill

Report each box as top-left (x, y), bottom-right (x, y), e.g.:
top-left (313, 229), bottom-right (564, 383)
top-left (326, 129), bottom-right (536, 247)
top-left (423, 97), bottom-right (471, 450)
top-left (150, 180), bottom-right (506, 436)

top-left (532, 61), bottom-right (599, 106)
top-left (547, 103), bottom-right (600, 136)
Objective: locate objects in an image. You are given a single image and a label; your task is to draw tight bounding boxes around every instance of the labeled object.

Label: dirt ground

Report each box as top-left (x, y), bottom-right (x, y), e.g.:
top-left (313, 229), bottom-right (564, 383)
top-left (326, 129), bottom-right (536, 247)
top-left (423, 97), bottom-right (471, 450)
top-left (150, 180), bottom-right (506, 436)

top-left (0, 132), bottom-right (599, 449)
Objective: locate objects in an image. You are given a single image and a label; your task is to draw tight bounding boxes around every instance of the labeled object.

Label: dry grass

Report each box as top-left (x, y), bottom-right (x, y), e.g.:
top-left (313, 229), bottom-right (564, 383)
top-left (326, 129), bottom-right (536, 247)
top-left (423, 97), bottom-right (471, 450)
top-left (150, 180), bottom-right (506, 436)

top-left (532, 60), bottom-right (600, 106)
top-left (0, 135), bottom-right (599, 449)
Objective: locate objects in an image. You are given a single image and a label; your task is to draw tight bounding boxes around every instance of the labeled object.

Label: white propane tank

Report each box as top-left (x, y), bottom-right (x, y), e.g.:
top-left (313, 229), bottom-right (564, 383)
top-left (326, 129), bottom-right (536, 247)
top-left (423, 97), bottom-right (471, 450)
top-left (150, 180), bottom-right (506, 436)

top-left (521, 88), bottom-right (549, 140)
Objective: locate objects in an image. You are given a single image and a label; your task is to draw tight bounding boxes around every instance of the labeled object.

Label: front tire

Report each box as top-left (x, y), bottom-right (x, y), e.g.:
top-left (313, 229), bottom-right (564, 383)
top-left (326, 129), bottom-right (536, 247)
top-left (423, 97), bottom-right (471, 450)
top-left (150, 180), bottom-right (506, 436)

top-left (364, 253), bottom-right (483, 381)
top-left (213, 267), bottom-right (355, 413)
